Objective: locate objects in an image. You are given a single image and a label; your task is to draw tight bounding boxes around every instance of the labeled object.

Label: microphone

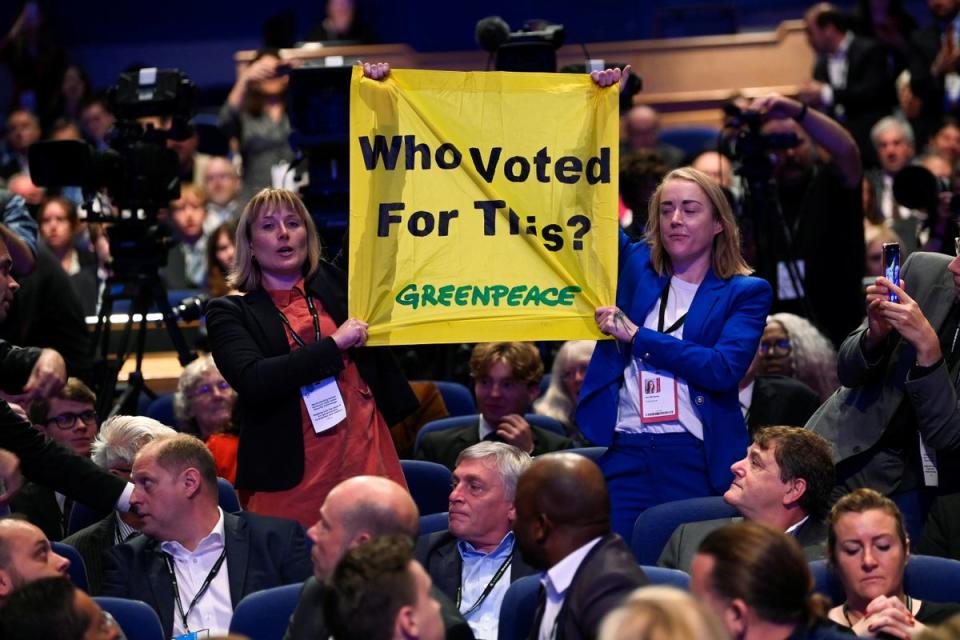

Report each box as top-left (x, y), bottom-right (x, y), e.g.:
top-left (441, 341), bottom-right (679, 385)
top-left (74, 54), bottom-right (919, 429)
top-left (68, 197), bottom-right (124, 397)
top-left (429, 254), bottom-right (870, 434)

top-left (476, 16), bottom-right (510, 53)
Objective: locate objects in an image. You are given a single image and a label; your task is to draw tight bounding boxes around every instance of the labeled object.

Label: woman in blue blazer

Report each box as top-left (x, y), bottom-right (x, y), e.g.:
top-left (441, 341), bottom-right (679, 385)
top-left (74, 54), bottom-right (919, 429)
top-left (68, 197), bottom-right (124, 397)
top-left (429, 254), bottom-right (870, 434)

top-left (577, 167), bottom-right (772, 539)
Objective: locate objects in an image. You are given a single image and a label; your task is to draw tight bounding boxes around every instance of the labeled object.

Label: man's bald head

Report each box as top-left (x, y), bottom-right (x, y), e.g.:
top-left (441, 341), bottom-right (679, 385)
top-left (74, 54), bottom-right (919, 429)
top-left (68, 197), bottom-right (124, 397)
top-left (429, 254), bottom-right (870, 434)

top-left (625, 105), bottom-right (661, 151)
top-left (308, 476), bottom-right (420, 581)
top-left (513, 453), bottom-right (610, 570)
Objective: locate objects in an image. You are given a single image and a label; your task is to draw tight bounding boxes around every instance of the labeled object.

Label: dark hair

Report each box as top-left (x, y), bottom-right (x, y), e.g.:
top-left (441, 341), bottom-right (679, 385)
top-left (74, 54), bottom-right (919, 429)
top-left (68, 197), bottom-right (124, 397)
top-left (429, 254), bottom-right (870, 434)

top-left (0, 576), bottom-right (89, 640)
top-left (206, 220), bottom-right (237, 298)
top-left (698, 522), bottom-right (828, 627)
top-left (827, 488), bottom-right (908, 561)
top-left (324, 535), bottom-right (418, 640)
top-left (469, 342), bottom-right (544, 387)
top-left (753, 426), bottom-right (835, 520)
top-left (620, 150), bottom-right (668, 228)
top-left (29, 377), bottom-right (96, 425)
top-left (813, 6), bottom-right (849, 32)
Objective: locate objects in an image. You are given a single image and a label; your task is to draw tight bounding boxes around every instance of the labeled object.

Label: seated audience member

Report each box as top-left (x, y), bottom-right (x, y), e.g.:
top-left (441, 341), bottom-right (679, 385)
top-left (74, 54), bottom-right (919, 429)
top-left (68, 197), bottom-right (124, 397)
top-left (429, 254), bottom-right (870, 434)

top-left (62, 415), bottom-right (176, 594)
top-left (533, 340), bottom-right (595, 445)
top-left (163, 183), bottom-right (208, 290)
top-left (416, 443), bottom-right (536, 639)
top-left (0, 576), bottom-right (122, 640)
top-left (202, 156), bottom-right (242, 234)
top-left (79, 94), bottom-right (114, 150)
top-left (917, 152), bottom-right (960, 255)
top-left (10, 377), bottom-right (98, 541)
top-left (622, 105), bottom-right (685, 168)
top-left (285, 475), bottom-right (471, 640)
top-left (864, 223), bottom-right (902, 278)
top-left (47, 118), bottom-right (82, 141)
top-left (206, 221), bottom-right (238, 298)
top-left (691, 150), bottom-right (735, 190)
top-left (808, 248), bottom-right (960, 498)
top-left (416, 342), bottom-right (573, 470)
top-left (826, 488), bottom-right (960, 635)
top-left (514, 452), bottom-right (649, 640)
top-left (324, 535), bottom-right (445, 640)
top-left (43, 64), bottom-right (91, 131)
top-left (928, 119), bottom-right (960, 169)
top-left (739, 347), bottom-right (821, 435)
top-left (174, 354), bottom-right (239, 483)
top-left (0, 110), bottom-right (41, 180)
top-left (598, 585), bottom-right (728, 640)
top-left (36, 196), bottom-right (98, 315)
top-left (864, 117), bottom-right (921, 248)
top-left (759, 312), bottom-right (839, 402)
top-left (659, 426), bottom-right (834, 572)
top-left (101, 434), bottom-right (311, 639)
top-left (618, 150), bottom-right (668, 237)
top-left (691, 522), bottom-right (847, 640)
top-left (917, 492), bottom-right (960, 560)
top-left (0, 518), bottom-right (71, 603)
top-left (307, 0), bottom-right (374, 43)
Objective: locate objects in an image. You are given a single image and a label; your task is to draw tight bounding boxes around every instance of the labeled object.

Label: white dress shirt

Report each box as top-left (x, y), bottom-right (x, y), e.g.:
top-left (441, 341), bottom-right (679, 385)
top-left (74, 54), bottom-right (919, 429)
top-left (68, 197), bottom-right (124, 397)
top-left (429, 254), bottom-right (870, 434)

top-left (537, 537), bottom-right (602, 640)
top-left (160, 508), bottom-right (233, 638)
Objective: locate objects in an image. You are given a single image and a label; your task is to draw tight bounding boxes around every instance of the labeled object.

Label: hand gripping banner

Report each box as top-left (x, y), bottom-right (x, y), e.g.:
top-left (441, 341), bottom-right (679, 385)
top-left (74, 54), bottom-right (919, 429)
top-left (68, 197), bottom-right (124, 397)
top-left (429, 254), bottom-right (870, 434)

top-left (348, 66), bottom-right (619, 345)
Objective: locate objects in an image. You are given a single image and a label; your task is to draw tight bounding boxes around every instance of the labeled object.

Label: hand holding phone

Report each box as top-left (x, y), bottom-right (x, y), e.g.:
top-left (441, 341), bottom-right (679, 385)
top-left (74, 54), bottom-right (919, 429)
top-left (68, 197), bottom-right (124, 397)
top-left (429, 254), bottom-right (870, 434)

top-left (883, 243), bottom-right (901, 303)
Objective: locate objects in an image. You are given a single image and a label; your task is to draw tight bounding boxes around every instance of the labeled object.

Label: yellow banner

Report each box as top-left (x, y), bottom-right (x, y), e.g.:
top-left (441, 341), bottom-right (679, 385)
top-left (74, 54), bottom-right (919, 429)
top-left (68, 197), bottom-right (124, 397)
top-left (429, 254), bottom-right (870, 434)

top-left (348, 66), bottom-right (619, 346)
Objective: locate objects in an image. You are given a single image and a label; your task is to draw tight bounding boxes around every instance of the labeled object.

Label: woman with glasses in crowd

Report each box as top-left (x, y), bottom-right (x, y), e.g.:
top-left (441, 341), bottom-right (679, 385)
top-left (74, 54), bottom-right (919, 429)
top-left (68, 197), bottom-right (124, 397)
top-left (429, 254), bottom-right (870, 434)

top-left (534, 340), bottom-right (596, 446)
top-left (759, 312), bottom-right (839, 402)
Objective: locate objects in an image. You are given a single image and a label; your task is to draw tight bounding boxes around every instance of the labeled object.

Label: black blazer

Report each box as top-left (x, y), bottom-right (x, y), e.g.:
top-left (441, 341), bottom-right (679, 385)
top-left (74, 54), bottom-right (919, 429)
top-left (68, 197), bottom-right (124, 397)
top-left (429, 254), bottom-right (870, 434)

top-left (415, 530), bottom-right (539, 603)
top-left (62, 513), bottom-right (118, 595)
top-left (530, 534), bottom-right (649, 640)
top-left (747, 375), bottom-right (822, 435)
top-left (10, 481), bottom-right (66, 541)
top-left (101, 511), bottom-right (312, 639)
top-left (415, 419), bottom-right (574, 471)
top-left (283, 575), bottom-right (475, 640)
top-left (917, 492), bottom-right (960, 560)
top-left (205, 261), bottom-right (418, 491)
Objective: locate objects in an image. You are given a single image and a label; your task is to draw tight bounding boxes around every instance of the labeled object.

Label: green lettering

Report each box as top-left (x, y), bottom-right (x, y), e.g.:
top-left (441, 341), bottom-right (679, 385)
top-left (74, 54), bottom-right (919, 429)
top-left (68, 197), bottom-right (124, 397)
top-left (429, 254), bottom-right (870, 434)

top-left (421, 284), bottom-right (438, 306)
top-left (472, 286), bottom-right (490, 305)
top-left (507, 285), bottom-right (526, 306)
top-left (558, 286), bottom-right (581, 306)
top-left (455, 285), bottom-right (471, 306)
top-left (541, 287), bottom-right (559, 306)
top-left (523, 286), bottom-right (542, 306)
top-left (395, 283), bottom-right (419, 309)
top-left (437, 285), bottom-right (454, 306)
top-left (489, 285), bottom-right (509, 305)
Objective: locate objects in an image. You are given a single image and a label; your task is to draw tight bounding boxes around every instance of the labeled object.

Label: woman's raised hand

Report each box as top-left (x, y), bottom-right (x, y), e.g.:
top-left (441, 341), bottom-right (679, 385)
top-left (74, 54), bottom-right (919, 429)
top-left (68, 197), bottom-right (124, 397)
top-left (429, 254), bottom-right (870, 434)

top-left (332, 317), bottom-right (369, 350)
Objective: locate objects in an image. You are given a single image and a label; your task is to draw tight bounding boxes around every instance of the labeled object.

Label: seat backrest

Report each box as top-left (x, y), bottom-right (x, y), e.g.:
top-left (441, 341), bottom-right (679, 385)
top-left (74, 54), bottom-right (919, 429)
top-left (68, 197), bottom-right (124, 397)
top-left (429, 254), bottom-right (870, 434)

top-left (419, 512), bottom-right (450, 536)
top-left (414, 414), bottom-right (567, 454)
top-left (811, 555), bottom-right (960, 604)
top-left (52, 541), bottom-right (89, 593)
top-left (657, 126), bottom-right (721, 157)
top-left (498, 574), bottom-right (542, 640)
top-left (400, 460), bottom-right (452, 516)
top-left (631, 496), bottom-right (738, 565)
top-left (146, 394), bottom-right (176, 428)
top-left (68, 501), bottom-right (109, 536)
top-left (566, 447), bottom-right (607, 462)
top-left (95, 596), bottom-right (165, 640)
top-left (641, 565), bottom-right (690, 590)
top-left (217, 477), bottom-right (242, 513)
top-left (431, 381), bottom-right (477, 417)
top-left (525, 414), bottom-right (566, 437)
top-left (229, 581), bottom-right (305, 640)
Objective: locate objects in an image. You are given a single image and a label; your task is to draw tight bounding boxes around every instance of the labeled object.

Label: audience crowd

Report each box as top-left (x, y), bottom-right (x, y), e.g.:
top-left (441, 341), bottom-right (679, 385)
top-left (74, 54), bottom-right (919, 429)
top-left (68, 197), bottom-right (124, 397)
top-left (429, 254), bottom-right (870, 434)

top-left (6, 1), bottom-right (960, 639)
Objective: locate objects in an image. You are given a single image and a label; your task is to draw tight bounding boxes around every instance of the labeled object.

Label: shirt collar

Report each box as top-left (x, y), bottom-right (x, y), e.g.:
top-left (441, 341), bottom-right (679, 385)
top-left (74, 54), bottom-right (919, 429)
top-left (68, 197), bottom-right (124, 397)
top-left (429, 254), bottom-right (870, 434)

top-left (457, 531), bottom-right (515, 559)
top-left (115, 512), bottom-right (140, 541)
top-left (831, 31), bottom-right (853, 57)
top-left (542, 536), bottom-right (603, 597)
top-left (478, 415), bottom-right (495, 441)
top-left (160, 508), bottom-right (226, 556)
top-left (785, 515), bottom-right (810, 536)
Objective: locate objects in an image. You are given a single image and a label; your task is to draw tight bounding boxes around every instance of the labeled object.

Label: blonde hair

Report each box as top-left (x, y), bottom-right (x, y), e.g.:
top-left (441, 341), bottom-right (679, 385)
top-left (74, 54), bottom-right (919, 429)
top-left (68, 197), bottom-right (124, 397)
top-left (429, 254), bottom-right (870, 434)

top-left (599, 586), bottom-right (729, 640)
top-left (645, 167), bottom-right (751, 279)
top-left (533, 340), bottom-right (595, 428)
top-left (229, 188), bottom-right (322, 292)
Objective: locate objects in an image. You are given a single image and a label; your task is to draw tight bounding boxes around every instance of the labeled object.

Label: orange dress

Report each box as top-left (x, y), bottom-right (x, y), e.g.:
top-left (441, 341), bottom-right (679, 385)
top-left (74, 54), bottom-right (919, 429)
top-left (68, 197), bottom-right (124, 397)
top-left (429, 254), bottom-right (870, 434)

top-left (205, 432), bottom-right (239, 485)
top-left (246, 283), bottom-right (407, 526)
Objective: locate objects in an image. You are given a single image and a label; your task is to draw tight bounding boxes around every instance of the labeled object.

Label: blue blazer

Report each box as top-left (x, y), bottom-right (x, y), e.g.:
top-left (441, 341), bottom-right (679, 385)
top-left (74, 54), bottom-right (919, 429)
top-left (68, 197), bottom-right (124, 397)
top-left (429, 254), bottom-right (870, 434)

top-left (576, 233), bottom-right (772, 493)
top-left (101, 511), bottom-right (312, 639)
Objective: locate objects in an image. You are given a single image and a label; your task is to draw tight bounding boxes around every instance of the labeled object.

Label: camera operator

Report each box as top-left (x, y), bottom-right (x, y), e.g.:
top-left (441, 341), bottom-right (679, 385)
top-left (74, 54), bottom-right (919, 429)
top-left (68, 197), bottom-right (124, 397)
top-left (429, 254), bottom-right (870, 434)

top-left (747, 93), bottom-right (864, 348)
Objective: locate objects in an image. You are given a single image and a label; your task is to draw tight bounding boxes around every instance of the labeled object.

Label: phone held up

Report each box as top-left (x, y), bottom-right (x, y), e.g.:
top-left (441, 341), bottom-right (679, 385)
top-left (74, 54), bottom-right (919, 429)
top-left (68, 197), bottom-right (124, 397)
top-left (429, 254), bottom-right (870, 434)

top-left (883, 242), bottom-right (900, 303)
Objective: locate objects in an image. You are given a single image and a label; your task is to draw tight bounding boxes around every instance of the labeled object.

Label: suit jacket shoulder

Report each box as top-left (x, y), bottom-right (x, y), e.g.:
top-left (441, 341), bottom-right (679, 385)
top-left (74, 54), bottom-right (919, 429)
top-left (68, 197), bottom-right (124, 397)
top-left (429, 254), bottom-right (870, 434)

top-left (656, 517), bottom-right (733, 572)
top-left (416, 425), bottom-right (480, 470)
top-left (10, 481), bottom-right (64, 541)
top-left (61, 514), bottom-right (117, 595)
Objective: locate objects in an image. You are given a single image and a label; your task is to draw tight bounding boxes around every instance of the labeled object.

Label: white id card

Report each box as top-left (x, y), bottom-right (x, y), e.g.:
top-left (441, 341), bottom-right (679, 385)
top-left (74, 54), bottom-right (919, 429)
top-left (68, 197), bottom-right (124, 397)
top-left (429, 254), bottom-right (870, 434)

top-left (776, 260), bottom-right (806, 300)
top-left (301, 377), bottom-right (347, 434)
top-left (919, 433), bottom-right (939, 487)
top-left (639, 370), bottom-right (679, 423)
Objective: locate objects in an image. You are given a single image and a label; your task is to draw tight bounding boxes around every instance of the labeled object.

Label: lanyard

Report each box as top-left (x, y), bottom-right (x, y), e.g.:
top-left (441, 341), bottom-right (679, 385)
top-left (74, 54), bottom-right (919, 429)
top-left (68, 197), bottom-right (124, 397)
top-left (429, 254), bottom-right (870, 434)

top-left (277, 294), bottom-right (321, 347)
top-left (164, 548), bottom-right (227, 633)
top-left (657, 280), bottom-right (687, 335)
top-left (456, 554), bottom-right (513, 617)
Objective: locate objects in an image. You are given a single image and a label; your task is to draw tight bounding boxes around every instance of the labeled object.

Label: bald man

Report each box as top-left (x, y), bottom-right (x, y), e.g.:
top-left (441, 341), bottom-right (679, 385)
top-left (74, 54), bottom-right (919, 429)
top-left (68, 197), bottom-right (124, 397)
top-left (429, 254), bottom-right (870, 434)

top-left (514, 453), bottom-right (648, 640)
top-left (622, 105), bottom-right (685, 168)
top-left (285, 476), bottom-right (472, 640)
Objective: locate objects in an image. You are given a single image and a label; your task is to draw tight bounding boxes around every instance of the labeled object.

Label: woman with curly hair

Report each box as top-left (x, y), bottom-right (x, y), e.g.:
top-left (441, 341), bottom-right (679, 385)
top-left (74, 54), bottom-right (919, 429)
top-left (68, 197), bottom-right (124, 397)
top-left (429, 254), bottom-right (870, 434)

top-left (760, 312), bottom-right (839, 402)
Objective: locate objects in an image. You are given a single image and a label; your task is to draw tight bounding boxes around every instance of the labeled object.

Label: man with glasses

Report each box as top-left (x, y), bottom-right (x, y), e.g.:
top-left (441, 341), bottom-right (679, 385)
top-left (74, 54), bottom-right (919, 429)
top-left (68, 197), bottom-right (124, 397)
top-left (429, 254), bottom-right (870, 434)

top-left (11, 378), bottom-right (99, 540)
top-left (809, 240), bottom-right (960, 498)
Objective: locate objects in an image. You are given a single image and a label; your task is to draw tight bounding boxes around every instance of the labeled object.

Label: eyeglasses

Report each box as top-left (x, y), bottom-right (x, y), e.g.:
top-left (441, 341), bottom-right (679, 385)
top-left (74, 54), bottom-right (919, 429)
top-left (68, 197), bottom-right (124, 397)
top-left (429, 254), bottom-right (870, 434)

top-left (560, 364), bottom-right (589, 381)
top-left (758, 339), bottom-right (791, 357)
top-left (191, 380), bottom-right (232, 398)
top-left (46, 410), bottom-right (97, 430)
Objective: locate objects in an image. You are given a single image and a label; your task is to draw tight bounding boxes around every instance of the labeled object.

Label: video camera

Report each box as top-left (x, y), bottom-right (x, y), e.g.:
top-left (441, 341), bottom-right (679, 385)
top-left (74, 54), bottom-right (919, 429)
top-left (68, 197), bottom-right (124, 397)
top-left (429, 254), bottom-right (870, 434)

top-left (721, 103), bottom-right (800, 183)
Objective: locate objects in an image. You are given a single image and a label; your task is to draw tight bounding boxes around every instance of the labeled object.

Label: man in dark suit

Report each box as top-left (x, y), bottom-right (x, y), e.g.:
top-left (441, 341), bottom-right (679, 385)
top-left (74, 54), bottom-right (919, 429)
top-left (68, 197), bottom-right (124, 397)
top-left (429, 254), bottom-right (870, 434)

top-left (917, 492), bottom-right (960, 559)
top-left (798, 3), bottom-right (894, 166)
top-left (285, 475), bottom-right (473, 640)
top-left (658, 427), bottom-right (835, 572)
top-left (416, 442), bottom-right (538, 639)
top-left (416, 342), bottom-right (573, 470)
top-left (739, 349), bottom-right (822, 436)
top-left (514, 453), bottom-right (648, 640)
top-left (807, 251), bottom-right (960, 497)
top-left (101, 434), bottom-right (311, 639)
top-left (62, 415), bottom-right (177, 594)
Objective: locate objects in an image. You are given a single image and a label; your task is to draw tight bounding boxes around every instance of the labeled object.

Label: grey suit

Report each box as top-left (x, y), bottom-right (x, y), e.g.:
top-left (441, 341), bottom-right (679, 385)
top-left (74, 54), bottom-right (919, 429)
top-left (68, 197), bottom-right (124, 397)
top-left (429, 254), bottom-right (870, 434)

top-left (61, 514), bottom-right (119, 595)
top-left (657, 516), bottom-right (828, 572)
top-left (807, 252), bottom-right (960, 496)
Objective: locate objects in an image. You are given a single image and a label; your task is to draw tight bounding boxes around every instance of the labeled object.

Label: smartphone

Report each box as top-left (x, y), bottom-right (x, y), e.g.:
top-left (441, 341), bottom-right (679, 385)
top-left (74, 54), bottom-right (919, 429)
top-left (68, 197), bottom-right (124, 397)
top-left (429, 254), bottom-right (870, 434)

top-left (883, 242), bottom-right (900, 303)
